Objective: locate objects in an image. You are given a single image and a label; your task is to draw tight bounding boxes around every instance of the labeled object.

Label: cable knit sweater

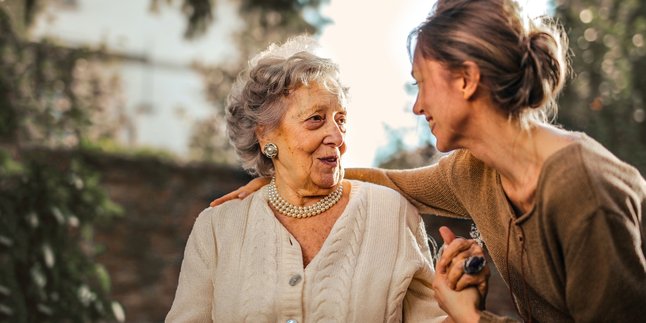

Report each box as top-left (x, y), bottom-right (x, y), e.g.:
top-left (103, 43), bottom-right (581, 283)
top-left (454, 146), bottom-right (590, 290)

top-left (166, 180), bottom-right (446, 323)
top-left (348, 133), bottom-right (646, 322)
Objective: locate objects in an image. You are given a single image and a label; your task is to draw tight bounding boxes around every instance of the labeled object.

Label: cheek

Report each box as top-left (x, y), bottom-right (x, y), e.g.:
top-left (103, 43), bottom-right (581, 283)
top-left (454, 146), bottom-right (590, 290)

top-left (421, 85), bottom-right (434, 105)
top-left (287, 140), bottom-right (317, 164)
top-left (300, 139), bottom-right (320, 155)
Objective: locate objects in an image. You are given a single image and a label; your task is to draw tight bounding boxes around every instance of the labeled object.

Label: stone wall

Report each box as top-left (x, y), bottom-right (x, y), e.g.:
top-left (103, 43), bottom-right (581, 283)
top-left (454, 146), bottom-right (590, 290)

top-left (74, 153), bottom-right (248, 322)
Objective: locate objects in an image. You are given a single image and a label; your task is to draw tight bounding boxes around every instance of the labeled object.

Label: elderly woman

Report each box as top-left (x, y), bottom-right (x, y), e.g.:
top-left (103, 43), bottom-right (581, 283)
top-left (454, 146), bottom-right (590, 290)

top-left (165, 36), bottom-right (459, 322)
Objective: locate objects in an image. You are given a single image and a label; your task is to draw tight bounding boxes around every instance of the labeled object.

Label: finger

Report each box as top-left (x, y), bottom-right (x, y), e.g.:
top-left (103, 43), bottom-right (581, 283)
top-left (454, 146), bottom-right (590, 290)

top-left (448, 241), bottom-right (484, 269)
top-left (478, 270), bottom-right (490, 299)
top-left (468, 241), bottom-right (486, 257)
top-left (454, 271), bottom-right (485, 291)
top-left (436, 239), bottom-right (475, 274)
top-left (209, 177), bottom-right (270, 207)
top-left (439, 226), bottom-right (456, 244)
top-left (250, 176), bottom-right (271, 189)
top-left (210, 188), bottom-right (244, 207)
top-left (446, 255), bottom-right (470, 289)
top-left (477, 272), bottom-right (490, 299)
top-left (457, 263), bottom-right (489, 287)
top-left (432, 274), bottom-right (447, 298)
top-left (466, 243), bottom-right (485, 260)
top-left (238, 191), bottom-right (248, 199)
top-left (457, 263), bottom-right (490, 298)
top-left (432, 274), bottom-right (451, 312)
top-left (236, 177), bottom-right (270, 199)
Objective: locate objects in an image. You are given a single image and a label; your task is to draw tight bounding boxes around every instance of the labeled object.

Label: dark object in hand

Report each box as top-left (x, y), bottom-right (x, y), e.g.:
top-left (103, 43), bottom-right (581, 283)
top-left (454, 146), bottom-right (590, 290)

top-left (464, 256), bottom-right (486, 275)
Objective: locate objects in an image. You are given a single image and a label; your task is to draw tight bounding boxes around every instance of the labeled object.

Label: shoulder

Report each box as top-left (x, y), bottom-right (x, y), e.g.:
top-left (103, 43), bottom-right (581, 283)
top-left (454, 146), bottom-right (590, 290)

top-left (349, 179), bottom-right (411, 206)
top-left (539, 134), bottom-right (646, 219)
top-left (348, 180), bottom-right (422, 227)
top-left (196, 189), bottom-right (266, 230)
top-left (576, 136), bottom-right (645, 191)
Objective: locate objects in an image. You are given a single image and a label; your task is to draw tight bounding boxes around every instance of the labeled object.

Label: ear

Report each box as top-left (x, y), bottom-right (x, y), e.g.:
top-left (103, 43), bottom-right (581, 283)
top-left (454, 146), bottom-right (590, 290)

top-left (255, 125), bottom-right (268, 146)
top-left (460, 61), bottom-right (480, 100)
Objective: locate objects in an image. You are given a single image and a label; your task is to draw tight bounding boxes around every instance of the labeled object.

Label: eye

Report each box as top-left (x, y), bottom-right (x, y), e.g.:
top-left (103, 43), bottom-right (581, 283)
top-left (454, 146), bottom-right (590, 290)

top-left (336, 115), bottom-right (347, 125)
top-left (304, 114), bottom-right (325, 129)
top-left (410, 80), bottom-right (419, 86)
top-left (336, 115), bottom-right (347, 132)
top-left (307, 114), bottom-right (325, 122)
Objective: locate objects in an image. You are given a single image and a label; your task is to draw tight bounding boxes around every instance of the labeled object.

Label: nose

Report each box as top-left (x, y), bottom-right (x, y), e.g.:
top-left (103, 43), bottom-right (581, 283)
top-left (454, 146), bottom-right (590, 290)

top-left (412, 94), bottom-right (424, 116)
top-left (323, 120), bottom-right (345, 148)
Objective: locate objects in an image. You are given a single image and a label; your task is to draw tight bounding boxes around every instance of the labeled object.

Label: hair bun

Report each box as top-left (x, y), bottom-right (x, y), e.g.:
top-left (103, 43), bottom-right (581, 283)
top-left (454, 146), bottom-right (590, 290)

top-left (517, 28), bottom-right (568, 111)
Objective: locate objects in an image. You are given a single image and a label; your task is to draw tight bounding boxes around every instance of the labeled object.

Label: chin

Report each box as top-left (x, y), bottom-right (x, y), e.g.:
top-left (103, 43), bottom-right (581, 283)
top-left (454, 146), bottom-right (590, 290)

top-left (433, 134), bottom-right (454, 152)
top-left (435, 143), bottom-right (451, 153)
top-left (315, 168), bottom-right (343, 189)
top-left (435, 138), bottom-right (462, 153)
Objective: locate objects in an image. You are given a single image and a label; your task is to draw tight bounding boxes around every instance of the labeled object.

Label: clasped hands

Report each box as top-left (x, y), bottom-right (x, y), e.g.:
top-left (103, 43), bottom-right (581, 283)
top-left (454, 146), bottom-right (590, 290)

top-left (434, 226), bottom-right (490, 323)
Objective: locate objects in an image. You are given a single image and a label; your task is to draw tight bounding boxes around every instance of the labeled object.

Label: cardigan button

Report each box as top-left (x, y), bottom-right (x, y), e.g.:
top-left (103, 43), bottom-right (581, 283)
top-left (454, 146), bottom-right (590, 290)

top-left (288, 274), bottom-right (302, 286)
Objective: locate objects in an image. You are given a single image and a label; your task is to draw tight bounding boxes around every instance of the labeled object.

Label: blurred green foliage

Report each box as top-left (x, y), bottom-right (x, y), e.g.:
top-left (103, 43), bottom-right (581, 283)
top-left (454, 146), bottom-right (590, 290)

top-left (0, 151), bottom-right (122, 322)
top-left (555, 0), bottom-right (646, 173)
top-left (0, 4), bottom-right (124, 321)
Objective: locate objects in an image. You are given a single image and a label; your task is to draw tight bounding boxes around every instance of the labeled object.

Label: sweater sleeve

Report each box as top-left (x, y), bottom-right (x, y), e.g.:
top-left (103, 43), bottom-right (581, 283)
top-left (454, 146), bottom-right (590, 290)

top-left (401, 199), bottom-right (447, 322)
top-left (345, 152), bottom-right (470, 219)
top-left (563, 208), bottom-right (646, 322)
top-left (166, 209), bottom-right (216, 323)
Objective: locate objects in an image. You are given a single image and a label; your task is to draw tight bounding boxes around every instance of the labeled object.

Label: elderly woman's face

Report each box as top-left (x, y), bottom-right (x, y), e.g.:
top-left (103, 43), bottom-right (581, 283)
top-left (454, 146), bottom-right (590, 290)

top-left (265, 82), bottom-right (347, 191)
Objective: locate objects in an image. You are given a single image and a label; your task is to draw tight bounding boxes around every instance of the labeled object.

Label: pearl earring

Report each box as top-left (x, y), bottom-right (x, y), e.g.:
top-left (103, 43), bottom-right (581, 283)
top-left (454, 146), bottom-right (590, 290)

top-left (262, 143), bottom-right (278, 159)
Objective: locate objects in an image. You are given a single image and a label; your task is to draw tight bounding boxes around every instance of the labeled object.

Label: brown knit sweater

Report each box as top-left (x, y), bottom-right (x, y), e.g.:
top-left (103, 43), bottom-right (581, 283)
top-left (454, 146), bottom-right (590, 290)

top-left (347, 133), bottom-right (646, 322)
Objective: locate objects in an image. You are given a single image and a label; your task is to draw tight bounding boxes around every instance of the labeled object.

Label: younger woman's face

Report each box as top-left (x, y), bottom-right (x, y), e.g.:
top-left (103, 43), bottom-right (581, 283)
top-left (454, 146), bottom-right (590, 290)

top-left (411, 50), bottom-right (472, 152)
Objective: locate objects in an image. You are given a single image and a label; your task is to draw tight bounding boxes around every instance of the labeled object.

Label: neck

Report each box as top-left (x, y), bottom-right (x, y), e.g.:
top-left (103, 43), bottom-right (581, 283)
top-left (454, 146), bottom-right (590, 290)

top-left (268, 177), bottom-right (344, 218)
top-left (462, 113), bottom-right (573, 213)
top-left (273, 176), bottom-right (340, 207)
top-left (469, 122), bottom-right (541, 187)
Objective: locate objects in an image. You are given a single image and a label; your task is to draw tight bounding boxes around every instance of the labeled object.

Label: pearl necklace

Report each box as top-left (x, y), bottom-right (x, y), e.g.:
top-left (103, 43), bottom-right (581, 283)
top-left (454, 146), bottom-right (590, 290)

top-left (266, 177), bottom-right (343, 218)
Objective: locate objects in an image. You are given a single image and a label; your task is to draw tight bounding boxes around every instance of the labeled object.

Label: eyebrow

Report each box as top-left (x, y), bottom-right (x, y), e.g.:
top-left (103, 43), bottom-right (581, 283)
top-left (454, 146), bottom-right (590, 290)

top-left (296, 103), bottom-right (339, 118)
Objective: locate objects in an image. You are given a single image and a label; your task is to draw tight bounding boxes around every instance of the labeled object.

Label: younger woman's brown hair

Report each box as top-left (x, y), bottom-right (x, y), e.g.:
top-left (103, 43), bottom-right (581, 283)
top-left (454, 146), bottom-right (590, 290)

top-left (409, 0), bottom-right (570, 128)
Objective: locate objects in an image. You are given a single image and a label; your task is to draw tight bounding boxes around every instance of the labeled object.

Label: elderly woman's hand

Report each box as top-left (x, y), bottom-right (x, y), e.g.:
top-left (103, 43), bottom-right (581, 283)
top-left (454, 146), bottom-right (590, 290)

top-left (210, 177), bottom-right (270, 207)
top-left (435, 226), bottom-right (490, 300)
top-left (433, 272), bottom-right (481, 323)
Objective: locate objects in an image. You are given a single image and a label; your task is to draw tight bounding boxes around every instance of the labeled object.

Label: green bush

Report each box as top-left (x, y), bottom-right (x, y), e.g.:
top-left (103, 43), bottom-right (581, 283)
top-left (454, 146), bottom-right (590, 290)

top-left (0, 150), bottom-right (123, 322)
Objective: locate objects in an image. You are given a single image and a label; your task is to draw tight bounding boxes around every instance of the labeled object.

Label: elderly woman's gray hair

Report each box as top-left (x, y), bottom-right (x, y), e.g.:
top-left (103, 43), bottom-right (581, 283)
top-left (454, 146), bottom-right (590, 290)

top-left (226, 36), bottom-right (349, 176)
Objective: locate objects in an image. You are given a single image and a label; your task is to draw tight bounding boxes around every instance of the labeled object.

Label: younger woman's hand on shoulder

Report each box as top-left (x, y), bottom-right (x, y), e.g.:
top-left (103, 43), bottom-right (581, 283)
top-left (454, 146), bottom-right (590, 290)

top-left (210, 177), bottom-right (270, 207)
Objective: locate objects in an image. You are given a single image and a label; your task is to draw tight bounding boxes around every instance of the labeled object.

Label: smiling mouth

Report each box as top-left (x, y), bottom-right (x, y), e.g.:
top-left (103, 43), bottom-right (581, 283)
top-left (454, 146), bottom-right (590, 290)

top-left (318, 156), bottom-right (339, 166)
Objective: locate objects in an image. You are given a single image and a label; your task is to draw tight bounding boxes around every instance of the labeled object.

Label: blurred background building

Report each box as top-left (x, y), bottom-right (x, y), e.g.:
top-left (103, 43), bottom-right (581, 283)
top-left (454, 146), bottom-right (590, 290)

top-left (1, 0), bottom-right (644, 322)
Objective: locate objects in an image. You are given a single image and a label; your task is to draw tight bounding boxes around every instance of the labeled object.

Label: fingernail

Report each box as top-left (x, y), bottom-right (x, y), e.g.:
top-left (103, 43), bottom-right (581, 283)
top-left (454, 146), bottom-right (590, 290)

top-left (239, 192), bottom-right (247, 198)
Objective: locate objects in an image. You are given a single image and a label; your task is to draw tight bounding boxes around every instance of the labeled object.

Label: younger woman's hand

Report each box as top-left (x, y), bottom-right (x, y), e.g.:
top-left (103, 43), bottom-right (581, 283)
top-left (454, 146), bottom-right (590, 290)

top-left (210, 177), bottom-right (270, 207)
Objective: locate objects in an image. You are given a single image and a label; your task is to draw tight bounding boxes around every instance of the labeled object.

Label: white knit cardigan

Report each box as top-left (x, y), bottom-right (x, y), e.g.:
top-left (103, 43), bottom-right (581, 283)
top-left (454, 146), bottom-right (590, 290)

top-left (166, 180), bottom-right (446, 323)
